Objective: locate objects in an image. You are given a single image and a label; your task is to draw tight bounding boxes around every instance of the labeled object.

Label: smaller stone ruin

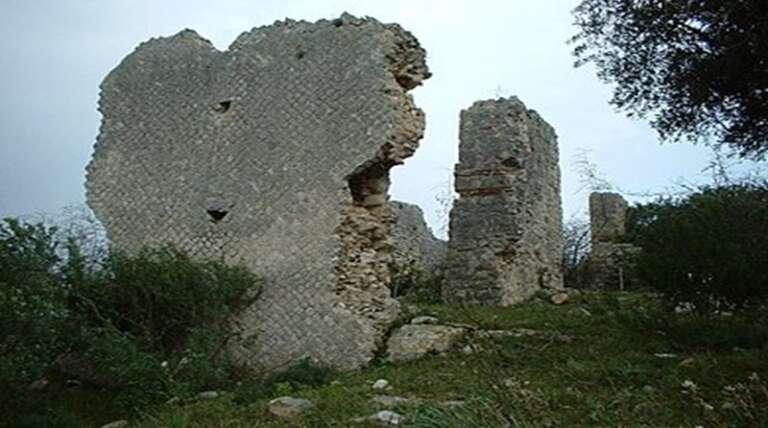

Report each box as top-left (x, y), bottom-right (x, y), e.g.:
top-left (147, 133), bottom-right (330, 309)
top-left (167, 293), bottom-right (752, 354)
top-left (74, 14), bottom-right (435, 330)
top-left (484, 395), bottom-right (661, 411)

top-left (442, 97), bottom-right (564, 305)
top-left (588, 192), bottom-right (640, 289)
top-left (390, 201), bottom-right (447, 277)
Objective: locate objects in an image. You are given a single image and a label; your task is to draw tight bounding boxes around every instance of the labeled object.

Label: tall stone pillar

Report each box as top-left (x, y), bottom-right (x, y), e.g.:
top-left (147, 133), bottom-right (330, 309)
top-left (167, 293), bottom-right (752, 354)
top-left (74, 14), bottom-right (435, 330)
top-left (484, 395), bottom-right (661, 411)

top-left (442, 97), bottom-right (563, 305)
top-left (588, 192), bottom-right (638, 289)
top-left (589, 192), bottom-right (628, 242)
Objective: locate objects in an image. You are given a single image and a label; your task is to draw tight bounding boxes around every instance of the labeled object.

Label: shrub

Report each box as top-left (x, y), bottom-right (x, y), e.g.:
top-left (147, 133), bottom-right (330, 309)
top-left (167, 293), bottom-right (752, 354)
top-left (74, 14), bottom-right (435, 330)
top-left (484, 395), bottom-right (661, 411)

top-left (1, 215), bottom-right (264, 418)
top-left (0, 219), bottom-right (69, 392)
top-left (66, 246), bottom-right (262, 394)
top-left (627, 184), bottom-right (768, 314)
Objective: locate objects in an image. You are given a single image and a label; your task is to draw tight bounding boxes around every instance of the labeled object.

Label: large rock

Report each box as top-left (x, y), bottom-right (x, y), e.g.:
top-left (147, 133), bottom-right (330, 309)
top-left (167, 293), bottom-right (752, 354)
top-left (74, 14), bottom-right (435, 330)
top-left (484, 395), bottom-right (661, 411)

top-left (443, 97), bottom-right (564, 305)
top-left (267, 396), bottom-right (315, 419)
top-left (386, 324), bottom-right (466, 362)
top-left (85, 13), bottom-right (430, 372)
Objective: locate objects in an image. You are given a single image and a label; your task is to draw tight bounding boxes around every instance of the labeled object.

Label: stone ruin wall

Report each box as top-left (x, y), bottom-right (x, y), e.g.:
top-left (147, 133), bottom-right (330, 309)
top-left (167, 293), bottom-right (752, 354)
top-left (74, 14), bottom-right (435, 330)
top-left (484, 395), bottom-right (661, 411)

top-left (390, 201), bottom-right (447, 277)
top-left (589, 192), bottom-right (628, 242)
top-left (442, 97), bottom-right (563, 305)
top-left (85, 14), bottom-right (430, 372)
top-left (588, 192), bottom-right (639, 289)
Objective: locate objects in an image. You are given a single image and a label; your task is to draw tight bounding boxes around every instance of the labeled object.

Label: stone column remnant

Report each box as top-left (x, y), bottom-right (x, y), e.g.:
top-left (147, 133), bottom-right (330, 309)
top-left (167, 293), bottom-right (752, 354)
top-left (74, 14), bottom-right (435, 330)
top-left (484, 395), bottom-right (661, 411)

top-left (85, 13), bottom-right (430, 372)
top-left (442, 97), bottom-right (564, 305)
top-left (588, 192), bottom-right (638, 289)
top-left (589, 192), bottom-right (628, 242)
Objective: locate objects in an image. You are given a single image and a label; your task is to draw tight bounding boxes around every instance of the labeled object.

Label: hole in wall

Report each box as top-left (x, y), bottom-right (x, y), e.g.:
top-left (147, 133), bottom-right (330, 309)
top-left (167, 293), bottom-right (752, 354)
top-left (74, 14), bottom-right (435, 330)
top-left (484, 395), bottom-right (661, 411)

top-left (348, 163), bottom-right (391, 206)
top-left (296, 51), bottom-right (306, 60)
top-left (207, 209), bottom-right (229, 222)
top-left (501, 157), bottom-right (521, 169)
top-left (213, 100), bottom-right (232, 113)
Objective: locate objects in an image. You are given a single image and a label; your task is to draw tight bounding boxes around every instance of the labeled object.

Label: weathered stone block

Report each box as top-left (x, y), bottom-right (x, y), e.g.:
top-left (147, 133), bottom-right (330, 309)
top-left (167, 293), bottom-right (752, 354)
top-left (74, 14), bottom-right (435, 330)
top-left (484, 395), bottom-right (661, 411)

top-left (442, 97), bottom-right (563, 305)
top-left (385, 324), bottom-right (466, 362)
top-left (85, 13), bottom-right (430, 372)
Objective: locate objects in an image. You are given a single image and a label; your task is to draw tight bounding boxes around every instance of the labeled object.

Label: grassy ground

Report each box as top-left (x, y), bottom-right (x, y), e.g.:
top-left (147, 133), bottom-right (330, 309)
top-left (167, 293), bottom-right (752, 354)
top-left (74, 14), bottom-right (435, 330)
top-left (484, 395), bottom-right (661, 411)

top-left (13, 291), bottom-right (768, 427)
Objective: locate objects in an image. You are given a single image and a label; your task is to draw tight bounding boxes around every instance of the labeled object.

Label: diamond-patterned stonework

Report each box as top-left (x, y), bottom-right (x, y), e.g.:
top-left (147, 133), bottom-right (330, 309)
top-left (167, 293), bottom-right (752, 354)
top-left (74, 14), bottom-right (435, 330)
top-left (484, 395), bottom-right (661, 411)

top-left (85, 14), bottom-right (429, 372)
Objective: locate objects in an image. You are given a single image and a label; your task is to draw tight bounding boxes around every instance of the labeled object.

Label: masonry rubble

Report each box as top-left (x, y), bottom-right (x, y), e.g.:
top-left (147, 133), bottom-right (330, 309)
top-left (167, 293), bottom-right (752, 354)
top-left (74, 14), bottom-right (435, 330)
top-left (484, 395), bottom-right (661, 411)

top-left (442, 96), bottom-right (564, 305)
top-left (86, 13), bottom-right (430, 372)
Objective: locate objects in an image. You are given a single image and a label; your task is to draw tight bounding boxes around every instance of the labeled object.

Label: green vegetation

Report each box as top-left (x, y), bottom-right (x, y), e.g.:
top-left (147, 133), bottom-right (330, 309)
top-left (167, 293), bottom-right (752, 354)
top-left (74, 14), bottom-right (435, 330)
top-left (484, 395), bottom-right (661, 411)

top-left (8, 290), bottom-right (765, 427)
top-left (3, 193), bottom-right (768, 427)
top-left (0, 218), bottom-right (262, 426)
top-left (626, 183), bottom-right (768, 314)
top-left (571, 0), bottom-right (768, 159)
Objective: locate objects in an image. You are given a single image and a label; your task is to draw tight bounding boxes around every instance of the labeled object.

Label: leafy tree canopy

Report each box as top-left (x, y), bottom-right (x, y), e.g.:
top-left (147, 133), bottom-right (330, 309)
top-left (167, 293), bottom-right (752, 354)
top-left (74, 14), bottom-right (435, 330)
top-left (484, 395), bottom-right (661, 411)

top-left (572, 0), bottom-right (768, 159)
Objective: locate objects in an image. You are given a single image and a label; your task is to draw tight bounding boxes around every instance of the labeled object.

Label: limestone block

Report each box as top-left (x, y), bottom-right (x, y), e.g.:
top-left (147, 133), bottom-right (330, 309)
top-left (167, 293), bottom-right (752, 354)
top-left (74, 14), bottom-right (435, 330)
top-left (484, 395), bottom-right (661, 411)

top-left (386, 324), bottom-right (466, 362)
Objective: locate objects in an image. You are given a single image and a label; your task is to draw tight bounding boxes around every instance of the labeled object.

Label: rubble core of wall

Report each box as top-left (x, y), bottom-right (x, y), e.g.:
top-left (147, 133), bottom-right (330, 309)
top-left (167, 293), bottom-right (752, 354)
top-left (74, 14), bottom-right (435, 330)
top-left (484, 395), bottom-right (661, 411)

top-left (587, 192), bottom-right (640, 289)
top-left (390, 201), bottom-right (447, 277)
top-left (85, 13), bottom-right (430, 372)
top-left (442, 97), bottom-right (564, 306)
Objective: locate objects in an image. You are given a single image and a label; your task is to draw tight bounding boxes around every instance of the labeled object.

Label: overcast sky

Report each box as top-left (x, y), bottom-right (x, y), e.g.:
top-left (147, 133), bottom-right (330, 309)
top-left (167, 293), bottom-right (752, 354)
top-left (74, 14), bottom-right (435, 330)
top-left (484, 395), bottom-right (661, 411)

top-left (0, 0), bottom-right (760, 237)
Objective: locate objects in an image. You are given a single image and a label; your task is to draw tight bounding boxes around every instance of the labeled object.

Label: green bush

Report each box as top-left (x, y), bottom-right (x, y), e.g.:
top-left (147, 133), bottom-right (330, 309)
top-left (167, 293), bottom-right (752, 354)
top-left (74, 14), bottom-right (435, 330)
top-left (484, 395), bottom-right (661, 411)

top-left (0, 219), bottom-right (69, 392)
top-left (65, 246), bottom-right (262, 394)
top-left (1, 216), bottom-right (263, 419)
top-left (627, 184), bottom-right (768, 314)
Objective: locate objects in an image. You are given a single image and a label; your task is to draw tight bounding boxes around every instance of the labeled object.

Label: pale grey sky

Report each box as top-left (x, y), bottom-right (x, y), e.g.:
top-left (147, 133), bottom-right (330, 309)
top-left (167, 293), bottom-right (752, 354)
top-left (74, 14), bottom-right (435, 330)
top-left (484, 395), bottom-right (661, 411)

top-left (0, 0), bottom-right (758, 237)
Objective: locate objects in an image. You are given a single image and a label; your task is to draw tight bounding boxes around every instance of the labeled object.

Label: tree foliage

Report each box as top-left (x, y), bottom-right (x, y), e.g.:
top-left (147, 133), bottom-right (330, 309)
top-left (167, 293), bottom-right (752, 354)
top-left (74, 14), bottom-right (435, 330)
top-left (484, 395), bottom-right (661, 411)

top-left (626, 184), bottom-right (768, 313)
top-left (572, 0), bottom-right (768, 158)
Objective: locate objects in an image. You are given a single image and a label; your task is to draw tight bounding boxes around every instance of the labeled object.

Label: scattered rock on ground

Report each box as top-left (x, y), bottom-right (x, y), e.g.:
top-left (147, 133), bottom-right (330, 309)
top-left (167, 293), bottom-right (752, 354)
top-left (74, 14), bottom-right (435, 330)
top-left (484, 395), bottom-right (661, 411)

top-left (550, 292), bottom-right (569, 305)
top-left (386, 324), bottom-right (466, 362)
top-left (101, 420), bottom-right (128, 428)
top-left (370, 395), bottom-right (415, 407)
top-left (27, 378), bottom-right (49, 391)
top-left (368, 410), bottom-right (406, 426)
top-left (267, 396), bottom-right (315, 419)
top-left (440, 400), bottom-right (466, 408)
top-left (197, 390), bottom-right (219, 400)
top-left (410, 316), bottom-right (439, 325)
top-left (475, 328), bottom-right (539, 339)
top-left (654, 353), bottom-right (678, 359)
top-left (372, 379), bottom-right (389, 390)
